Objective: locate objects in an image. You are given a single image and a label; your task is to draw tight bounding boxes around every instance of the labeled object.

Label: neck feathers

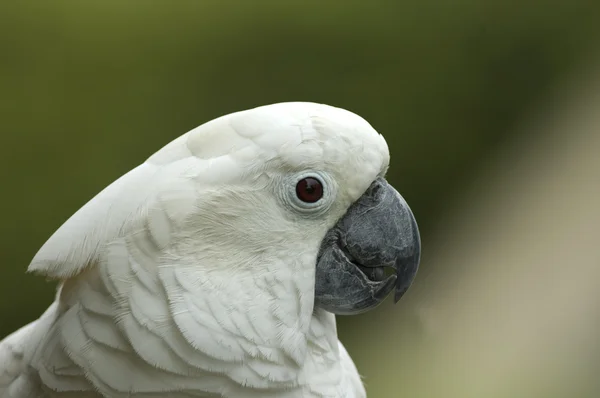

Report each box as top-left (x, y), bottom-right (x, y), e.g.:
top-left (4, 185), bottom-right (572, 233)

top-left (32, 240), bottom-right (342, 397)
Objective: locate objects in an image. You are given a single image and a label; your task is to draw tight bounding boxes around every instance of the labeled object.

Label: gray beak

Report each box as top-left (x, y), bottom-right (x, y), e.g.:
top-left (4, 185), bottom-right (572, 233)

top-left (314, 178), bottom-right (420, 315)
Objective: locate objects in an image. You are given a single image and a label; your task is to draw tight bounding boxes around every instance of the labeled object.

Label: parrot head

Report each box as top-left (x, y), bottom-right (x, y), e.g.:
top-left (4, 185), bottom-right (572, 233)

top-left (30, 101), bottom-right (420, 321)
top-left (23, 102), bottom-right (421, 396)
top-left (155, 102), bottom-right (421, 317)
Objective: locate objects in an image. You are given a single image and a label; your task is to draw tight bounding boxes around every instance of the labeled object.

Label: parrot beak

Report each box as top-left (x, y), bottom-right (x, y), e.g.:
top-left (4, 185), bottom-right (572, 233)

top-left (314, 178), bottom-right (420, 315)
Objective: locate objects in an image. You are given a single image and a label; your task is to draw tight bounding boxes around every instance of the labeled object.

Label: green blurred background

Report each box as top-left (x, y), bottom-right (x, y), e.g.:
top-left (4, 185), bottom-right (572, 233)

top-left (2, 1), bottom-right (600, 397)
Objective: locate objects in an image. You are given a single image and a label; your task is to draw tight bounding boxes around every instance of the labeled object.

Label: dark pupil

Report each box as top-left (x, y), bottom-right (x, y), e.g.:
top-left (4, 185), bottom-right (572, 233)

top-left (296, 177), bottom-right (323, 203)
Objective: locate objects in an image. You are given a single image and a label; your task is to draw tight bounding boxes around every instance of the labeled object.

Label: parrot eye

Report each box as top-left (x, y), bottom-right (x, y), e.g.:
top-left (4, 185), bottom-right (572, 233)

top-left (295, 177), bottom-right (324, 203)
top-left (284, 171), bottom-right (332, 214)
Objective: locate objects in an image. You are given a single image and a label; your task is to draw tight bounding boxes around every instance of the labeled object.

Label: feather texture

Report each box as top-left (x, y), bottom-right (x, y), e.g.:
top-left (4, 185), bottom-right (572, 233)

top-left (2, 102), bottom-right (389, 397)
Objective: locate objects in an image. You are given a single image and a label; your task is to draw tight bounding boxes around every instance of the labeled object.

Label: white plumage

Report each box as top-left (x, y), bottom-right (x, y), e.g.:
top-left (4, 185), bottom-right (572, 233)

top-left (1, 102), bottom-right (391, 397)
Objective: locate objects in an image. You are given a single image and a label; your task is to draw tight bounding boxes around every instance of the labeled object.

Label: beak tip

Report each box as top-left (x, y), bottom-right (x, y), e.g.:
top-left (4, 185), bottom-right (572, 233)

top-left (393, 288), bottom-right (405, 304)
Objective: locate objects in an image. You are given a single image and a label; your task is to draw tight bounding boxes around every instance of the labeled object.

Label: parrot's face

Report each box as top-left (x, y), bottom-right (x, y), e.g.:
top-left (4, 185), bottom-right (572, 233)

top-left (164, 102), bottom-right (420, 317)
top-left (20, 102), bottom-right (420, 397)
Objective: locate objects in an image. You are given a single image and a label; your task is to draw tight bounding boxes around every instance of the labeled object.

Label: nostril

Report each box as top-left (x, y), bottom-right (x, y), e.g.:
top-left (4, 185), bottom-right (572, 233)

top-left (369, 180), bottom-right (383, 196)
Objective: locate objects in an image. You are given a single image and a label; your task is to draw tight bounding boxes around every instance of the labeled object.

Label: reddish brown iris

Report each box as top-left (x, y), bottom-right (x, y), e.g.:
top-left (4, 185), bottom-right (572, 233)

top-left (295, 177), bottom-right (323, 203)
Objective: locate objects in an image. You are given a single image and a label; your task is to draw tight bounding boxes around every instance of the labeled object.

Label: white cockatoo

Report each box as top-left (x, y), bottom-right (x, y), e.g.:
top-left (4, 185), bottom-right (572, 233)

top-left (0, 102), bottom-right (420, 398)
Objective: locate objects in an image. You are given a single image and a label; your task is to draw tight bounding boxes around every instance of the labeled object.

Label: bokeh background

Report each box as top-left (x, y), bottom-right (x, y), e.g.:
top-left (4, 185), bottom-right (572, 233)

top-left (2, 1), bottom-right (600, 397)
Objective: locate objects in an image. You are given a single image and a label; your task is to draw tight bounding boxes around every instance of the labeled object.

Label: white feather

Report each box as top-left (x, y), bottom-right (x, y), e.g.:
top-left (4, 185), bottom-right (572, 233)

top-left (2, 102), bottom-right (388, 397)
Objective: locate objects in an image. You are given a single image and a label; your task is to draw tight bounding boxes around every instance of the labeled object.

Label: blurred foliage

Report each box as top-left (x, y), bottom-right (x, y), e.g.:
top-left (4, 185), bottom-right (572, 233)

top-left (1, 1), bottom-right (600, 395)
